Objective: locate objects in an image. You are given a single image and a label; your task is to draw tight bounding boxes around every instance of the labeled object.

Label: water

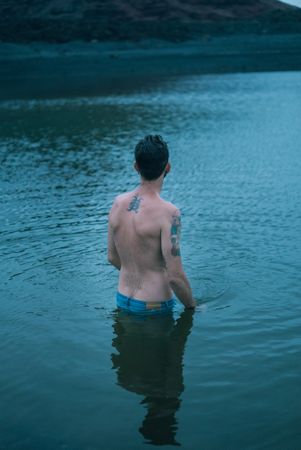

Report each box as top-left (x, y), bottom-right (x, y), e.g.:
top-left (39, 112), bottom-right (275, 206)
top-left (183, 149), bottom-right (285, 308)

top-left (0, 70), bottom-right (301, 449)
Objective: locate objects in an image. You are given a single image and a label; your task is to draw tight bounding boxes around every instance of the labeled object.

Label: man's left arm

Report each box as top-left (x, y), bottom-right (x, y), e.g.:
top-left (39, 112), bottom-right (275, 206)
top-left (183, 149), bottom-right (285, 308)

top-left (107, 217), bottom-right (121, 270)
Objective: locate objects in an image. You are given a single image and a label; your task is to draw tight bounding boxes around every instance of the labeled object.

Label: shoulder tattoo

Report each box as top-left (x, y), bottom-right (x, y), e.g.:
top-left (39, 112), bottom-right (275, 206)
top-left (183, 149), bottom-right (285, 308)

top-left (170, 214), bottom-right (181, 256)
top-left (127, 195), bottom-right (142, 214)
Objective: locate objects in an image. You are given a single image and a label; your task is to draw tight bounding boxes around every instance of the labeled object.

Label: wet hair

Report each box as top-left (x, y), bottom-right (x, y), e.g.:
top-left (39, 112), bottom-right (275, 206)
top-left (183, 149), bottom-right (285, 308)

top-left (134, 135), bottom-right (169, 181)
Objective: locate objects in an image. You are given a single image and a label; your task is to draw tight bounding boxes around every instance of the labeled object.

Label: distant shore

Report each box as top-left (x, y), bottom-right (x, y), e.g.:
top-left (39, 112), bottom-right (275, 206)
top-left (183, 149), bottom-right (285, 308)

top-left (1, 33), bottom-right (301, 100)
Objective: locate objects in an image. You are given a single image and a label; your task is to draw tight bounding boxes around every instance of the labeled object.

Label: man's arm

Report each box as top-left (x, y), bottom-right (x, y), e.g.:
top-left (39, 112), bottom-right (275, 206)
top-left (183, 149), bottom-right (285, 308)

top-left (161, 208), bottom-right (196, 309)
top-left (107, 206), bottom-right (121, 270)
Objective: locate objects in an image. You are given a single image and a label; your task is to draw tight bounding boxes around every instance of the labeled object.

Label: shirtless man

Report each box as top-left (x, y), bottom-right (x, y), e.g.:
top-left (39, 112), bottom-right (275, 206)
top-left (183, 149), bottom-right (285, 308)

top-left (108, 135), bottom-right (196, 313)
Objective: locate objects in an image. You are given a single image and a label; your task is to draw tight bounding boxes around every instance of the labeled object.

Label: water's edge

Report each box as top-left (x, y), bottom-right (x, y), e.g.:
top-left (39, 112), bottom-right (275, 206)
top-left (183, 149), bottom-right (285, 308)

top-left (1, 34), bottom-right (301, 100)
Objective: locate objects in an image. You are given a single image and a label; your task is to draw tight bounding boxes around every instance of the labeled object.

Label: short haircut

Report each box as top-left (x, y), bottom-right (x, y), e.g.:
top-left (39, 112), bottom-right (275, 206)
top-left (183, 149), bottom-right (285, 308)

top-left (134, 135), bottom-right (169, 181)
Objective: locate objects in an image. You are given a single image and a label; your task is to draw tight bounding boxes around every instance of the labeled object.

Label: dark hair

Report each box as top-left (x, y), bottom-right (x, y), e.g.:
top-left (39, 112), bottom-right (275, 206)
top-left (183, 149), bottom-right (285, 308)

top-left (135, 135), bottom-right (169, 181)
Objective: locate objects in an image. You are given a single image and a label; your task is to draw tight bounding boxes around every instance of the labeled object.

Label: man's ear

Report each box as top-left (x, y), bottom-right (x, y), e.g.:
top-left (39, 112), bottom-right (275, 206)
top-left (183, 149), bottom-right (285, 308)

top-left (163, 162), bottom-right (171, 178)
top-left (134, 162), bottom-right (139, 173)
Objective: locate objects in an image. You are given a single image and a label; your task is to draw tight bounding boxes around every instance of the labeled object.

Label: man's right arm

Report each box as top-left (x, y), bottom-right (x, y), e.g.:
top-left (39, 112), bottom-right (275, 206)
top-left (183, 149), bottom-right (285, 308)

top-left (107, 200), bottom-right (121, 270)
top-left (161, 208), bottom-right (196, 309)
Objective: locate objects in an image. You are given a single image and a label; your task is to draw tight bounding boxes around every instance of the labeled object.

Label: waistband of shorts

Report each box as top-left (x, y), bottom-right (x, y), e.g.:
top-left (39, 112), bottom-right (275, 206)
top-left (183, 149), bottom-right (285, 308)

top-left (116, 291), bottom-right (175, 313)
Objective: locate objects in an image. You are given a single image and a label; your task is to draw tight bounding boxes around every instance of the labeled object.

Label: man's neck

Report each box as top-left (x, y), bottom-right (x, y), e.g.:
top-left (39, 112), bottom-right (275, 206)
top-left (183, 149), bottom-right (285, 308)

top-left (137, 176), bottom-right (163, 196)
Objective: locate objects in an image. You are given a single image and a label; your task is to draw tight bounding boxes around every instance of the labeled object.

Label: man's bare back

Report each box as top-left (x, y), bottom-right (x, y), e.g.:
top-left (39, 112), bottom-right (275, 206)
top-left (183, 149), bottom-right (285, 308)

top-left (107, 135), bottom-right (195, 309)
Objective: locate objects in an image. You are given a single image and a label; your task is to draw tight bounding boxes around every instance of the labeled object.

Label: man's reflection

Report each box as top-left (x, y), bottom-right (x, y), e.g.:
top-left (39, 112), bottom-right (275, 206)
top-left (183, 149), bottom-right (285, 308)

top-left (111, 309), bottom-right (194, 446)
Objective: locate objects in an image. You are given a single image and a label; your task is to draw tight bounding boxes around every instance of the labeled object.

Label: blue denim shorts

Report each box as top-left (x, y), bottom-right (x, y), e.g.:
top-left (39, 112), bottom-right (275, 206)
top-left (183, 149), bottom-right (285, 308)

top-left (116, 291), bottom-right (175, 315)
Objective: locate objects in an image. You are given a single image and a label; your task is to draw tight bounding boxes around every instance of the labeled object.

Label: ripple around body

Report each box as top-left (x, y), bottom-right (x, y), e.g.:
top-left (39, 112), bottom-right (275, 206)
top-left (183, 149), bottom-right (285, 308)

top-left (0, 71), bottom-right (301, 450)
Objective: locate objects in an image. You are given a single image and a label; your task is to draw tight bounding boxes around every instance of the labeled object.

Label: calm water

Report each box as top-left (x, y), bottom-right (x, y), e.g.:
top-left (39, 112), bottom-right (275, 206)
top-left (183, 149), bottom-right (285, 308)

top-left (0, 71), bottom-right (301, 450)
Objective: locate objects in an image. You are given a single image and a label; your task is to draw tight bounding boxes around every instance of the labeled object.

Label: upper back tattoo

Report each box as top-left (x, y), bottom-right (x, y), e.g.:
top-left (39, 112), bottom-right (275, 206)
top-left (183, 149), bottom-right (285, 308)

top-left (127, 195), bottom-right (143, 214)
top-left (170, 215), bottom-right (181, 256)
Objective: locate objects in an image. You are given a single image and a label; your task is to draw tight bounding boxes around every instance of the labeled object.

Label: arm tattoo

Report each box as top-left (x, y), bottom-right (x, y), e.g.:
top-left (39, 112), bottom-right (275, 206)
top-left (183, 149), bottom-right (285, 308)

top-left (170, 215), bottom-right (181, 256)
top-left (127, 195), bottom-right (142, 213)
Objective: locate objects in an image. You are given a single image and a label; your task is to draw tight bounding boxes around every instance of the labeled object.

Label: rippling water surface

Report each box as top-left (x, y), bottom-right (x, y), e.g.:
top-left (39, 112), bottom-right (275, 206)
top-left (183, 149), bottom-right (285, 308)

top-left (1, 71), bottom-right (301, 449)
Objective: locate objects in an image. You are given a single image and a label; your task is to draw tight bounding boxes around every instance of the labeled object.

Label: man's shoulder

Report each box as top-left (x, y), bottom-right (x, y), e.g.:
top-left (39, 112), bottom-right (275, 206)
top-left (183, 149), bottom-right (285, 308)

top-left (109, 192), bottom-right (133, 227)
top-left (111, 191), bottom-right (134, 208)
top-left (113, 192), bottom-right (128, 203)
top-left (159, 199), bottom-right (181, 219)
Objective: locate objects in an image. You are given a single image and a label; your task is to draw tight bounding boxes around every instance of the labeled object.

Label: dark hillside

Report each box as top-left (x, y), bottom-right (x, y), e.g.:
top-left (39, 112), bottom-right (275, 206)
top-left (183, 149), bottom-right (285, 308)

top-left (0, 0), bottom-right (301, 42)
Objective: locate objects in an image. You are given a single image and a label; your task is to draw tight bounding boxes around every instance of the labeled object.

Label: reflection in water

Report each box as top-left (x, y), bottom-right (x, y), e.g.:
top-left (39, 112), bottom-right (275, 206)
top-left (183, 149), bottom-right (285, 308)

top-left (111, 310), bottom-right (194, 446)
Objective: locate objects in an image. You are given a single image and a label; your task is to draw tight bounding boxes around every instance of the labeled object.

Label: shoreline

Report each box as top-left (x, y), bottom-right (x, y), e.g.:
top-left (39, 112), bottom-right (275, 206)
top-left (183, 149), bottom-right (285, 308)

top-left (1, 33), bottom-right (301, 100)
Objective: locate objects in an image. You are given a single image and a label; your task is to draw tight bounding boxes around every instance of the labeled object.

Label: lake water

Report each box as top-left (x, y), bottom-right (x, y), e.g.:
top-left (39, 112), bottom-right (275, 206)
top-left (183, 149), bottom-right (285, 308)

top-left (0, 70), bottom-right (301, 449)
